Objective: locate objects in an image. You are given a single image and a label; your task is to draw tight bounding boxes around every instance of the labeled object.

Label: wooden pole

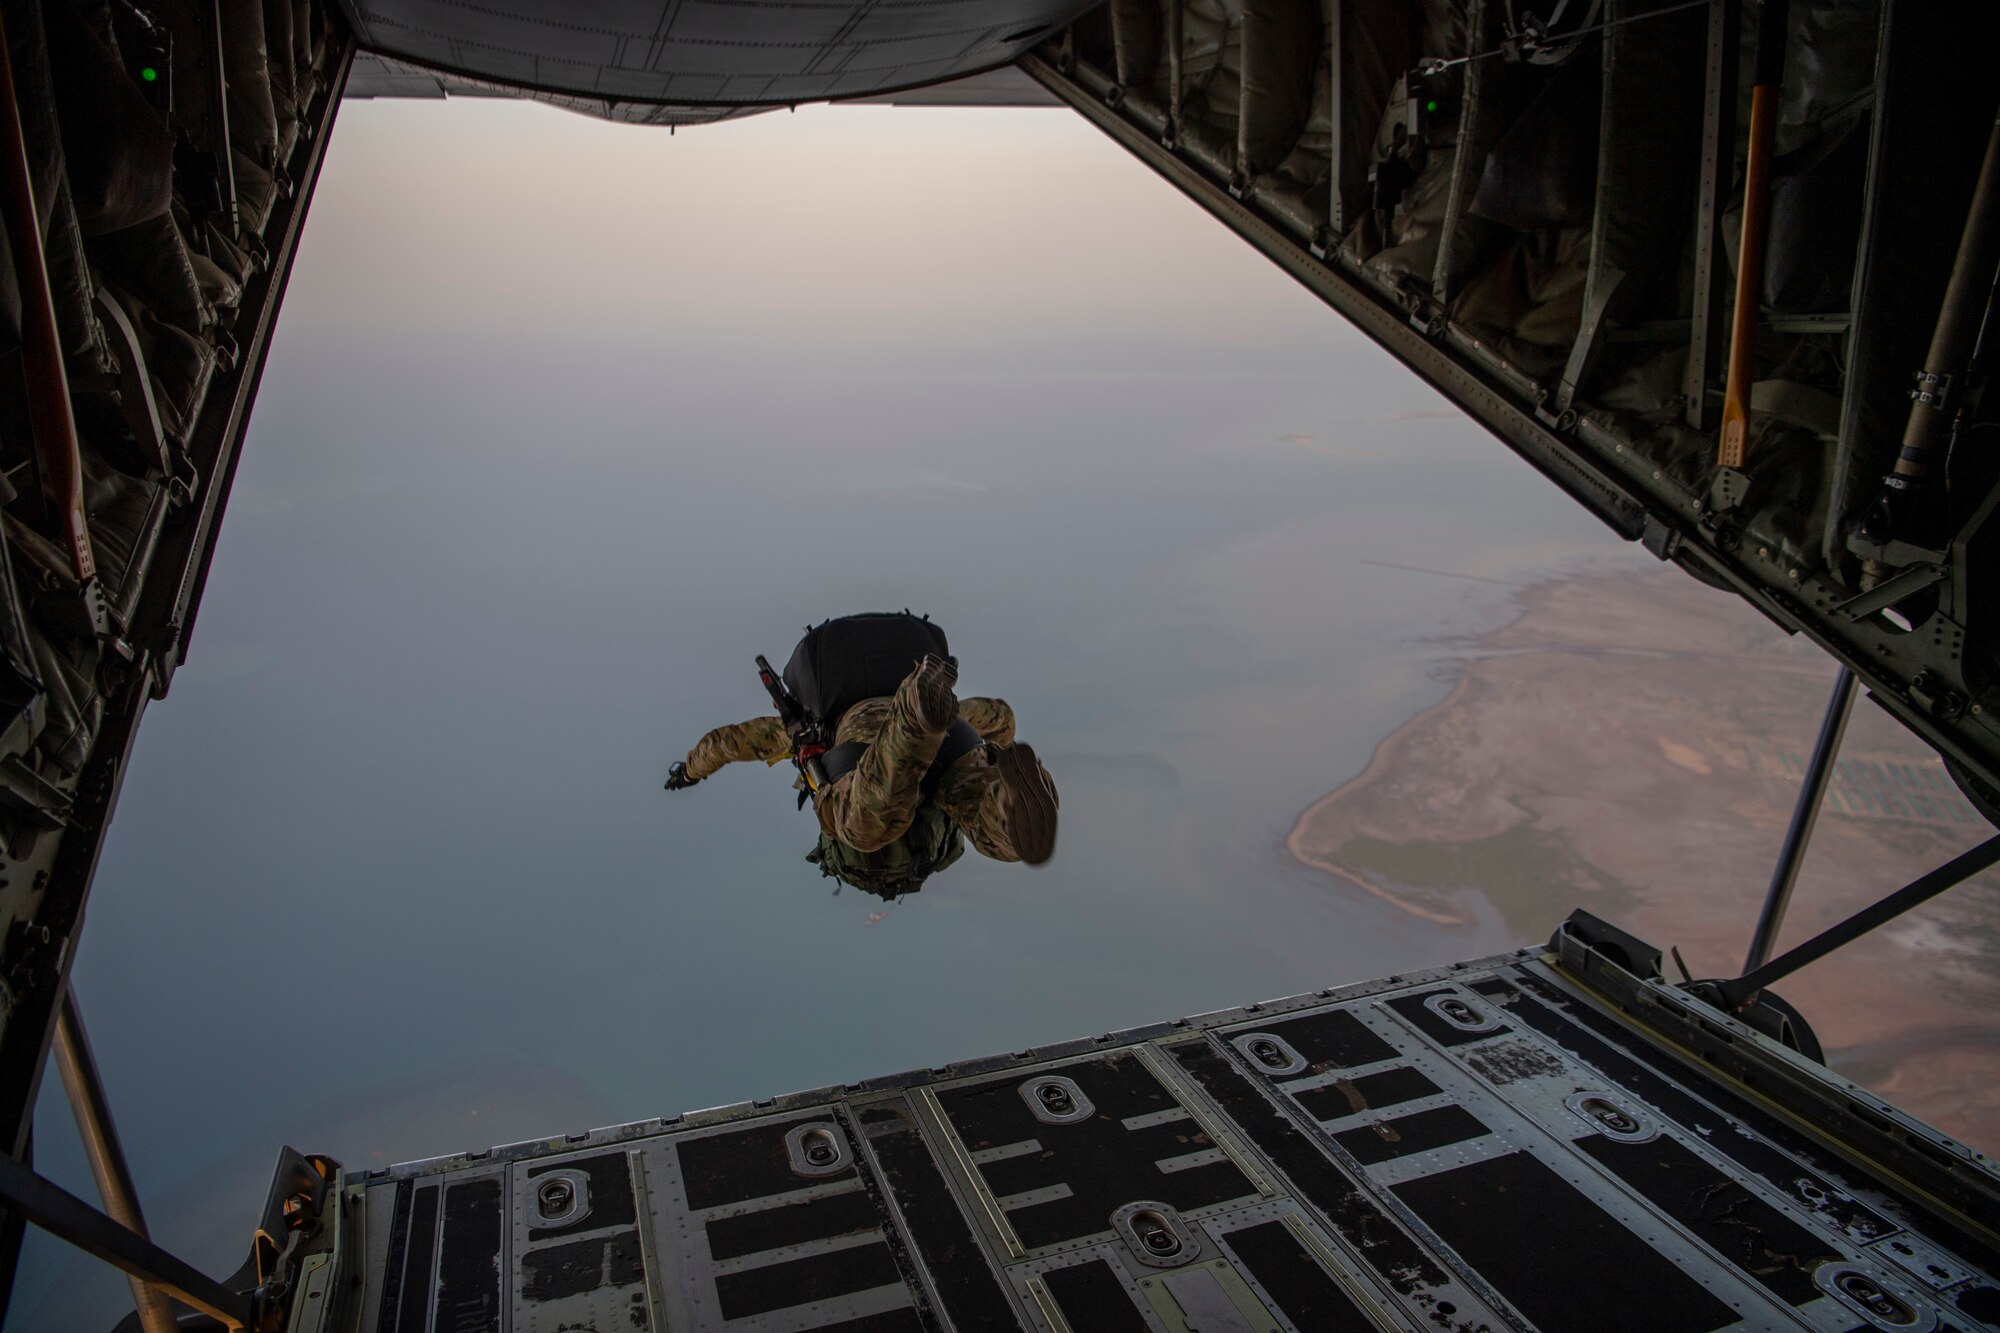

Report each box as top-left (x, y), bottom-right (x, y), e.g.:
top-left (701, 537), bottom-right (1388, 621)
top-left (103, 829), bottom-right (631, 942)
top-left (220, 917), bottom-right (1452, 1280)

top-left (0, 9), bottom-right (95, 582)
top-left (1718, 0), bottom-right (1789, 469)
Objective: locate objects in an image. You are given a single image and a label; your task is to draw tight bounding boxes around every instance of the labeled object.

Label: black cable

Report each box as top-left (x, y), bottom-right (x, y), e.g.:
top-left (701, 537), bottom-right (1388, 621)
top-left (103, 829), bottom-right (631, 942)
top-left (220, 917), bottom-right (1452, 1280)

top-left (1419, 0), bottom-right (1712, 75)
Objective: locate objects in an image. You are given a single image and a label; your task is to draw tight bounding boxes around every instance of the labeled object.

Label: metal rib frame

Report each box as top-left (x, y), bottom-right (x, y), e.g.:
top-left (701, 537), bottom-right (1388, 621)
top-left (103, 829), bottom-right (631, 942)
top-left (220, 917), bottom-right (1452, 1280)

top-left (0, 31), bottom-right (359, 1315)
top-left (1018, 11), bottom-right (2000, 816)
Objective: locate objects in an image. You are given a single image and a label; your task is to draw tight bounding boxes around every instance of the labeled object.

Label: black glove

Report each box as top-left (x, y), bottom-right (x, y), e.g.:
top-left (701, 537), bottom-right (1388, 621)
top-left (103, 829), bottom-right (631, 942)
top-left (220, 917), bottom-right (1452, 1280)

top-left (664, 762), bottom-right (702, 791)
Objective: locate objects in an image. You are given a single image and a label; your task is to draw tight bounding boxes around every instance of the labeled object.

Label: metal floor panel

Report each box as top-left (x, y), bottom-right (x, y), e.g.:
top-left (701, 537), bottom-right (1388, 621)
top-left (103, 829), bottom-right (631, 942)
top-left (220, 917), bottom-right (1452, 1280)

top-left (348, 951), bottom-right (2000, 1333)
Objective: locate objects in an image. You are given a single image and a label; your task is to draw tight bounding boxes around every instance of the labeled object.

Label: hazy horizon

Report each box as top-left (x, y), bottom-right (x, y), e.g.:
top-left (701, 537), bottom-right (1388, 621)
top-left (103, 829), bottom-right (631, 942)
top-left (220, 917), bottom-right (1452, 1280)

top-left (14, 95), bottom-right (1641, 1328)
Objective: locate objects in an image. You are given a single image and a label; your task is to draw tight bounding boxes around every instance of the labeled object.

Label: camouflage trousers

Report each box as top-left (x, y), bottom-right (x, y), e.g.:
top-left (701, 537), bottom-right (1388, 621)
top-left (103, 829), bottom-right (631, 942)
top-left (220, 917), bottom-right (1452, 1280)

top-left (814, 683), bottom-right (1054, 863)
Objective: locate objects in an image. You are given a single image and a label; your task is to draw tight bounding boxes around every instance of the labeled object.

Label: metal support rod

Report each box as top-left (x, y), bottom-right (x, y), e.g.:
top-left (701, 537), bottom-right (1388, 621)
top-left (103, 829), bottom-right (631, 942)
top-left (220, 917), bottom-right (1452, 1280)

top-left (1875, 105), bottom-right (2000, 528)
top-left (0, 7), bottom-right (96, 582)
top-left (51, 992), bottom-right (177, 1333)
top-left (1741, 666), bottom-right (1857, 973)
top-left (0, 1150), bottom-right (251, 1329)
top-left (1433, 0), bottom-right (1492, 306)
top-left (1327, 0), bottom-right (1345, 235)
top-left (196, 0), bottom-right (239, 230)
top-left (1684, 0), bottom-right (1741, 431)
top-left (1720, 832), bottom-right (2000, 1010)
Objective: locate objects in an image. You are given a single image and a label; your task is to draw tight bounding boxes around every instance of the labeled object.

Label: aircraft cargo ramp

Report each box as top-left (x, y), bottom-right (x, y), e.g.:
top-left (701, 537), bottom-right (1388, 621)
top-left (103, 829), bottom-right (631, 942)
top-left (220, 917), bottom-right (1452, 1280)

top-left (281, 918), bottom-right (2000, 1333)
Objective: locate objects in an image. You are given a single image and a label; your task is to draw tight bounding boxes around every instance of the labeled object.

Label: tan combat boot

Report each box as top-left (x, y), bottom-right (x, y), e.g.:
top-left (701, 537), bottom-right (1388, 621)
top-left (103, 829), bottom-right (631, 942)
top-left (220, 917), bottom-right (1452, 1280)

top-left (994, 743), bottom-right (1059, 866)
top-left (904, 654), bottom-right (959, 733)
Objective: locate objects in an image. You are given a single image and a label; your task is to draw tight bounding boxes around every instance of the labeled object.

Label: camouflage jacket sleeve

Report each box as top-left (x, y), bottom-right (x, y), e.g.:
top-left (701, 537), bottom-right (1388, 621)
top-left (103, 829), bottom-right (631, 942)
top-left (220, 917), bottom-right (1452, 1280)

top-left (959, 697), bottom-right (1016, 747)
top-left (684, 716), bottom-right (791, 780)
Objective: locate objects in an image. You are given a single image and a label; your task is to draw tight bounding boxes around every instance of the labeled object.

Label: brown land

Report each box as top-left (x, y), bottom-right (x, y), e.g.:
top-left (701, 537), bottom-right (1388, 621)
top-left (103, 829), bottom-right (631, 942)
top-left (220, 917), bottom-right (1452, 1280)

top-left (1289, 561), bottom-right (2000, 1154)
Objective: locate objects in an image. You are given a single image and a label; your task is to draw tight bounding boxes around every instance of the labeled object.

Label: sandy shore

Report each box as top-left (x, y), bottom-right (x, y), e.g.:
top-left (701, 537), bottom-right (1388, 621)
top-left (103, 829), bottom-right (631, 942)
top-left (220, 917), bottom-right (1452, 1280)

top-left (1288, 676), bottom-right (1479, 926)
top-left (1287, 560), bottom-right (2000, 1153)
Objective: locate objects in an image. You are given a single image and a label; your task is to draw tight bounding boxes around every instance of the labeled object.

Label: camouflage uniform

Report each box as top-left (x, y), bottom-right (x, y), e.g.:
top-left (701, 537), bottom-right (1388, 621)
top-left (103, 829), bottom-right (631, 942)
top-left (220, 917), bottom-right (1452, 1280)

top-left (682, 677), bottom-right (1052, 863)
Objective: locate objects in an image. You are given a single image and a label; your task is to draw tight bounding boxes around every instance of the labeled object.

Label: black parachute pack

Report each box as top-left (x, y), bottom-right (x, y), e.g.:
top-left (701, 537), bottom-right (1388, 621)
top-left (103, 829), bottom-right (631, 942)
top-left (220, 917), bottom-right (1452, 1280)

top-left (782, 613), bottom-right (983, 899)
top-left (782, 611), bottom-right (950, 727)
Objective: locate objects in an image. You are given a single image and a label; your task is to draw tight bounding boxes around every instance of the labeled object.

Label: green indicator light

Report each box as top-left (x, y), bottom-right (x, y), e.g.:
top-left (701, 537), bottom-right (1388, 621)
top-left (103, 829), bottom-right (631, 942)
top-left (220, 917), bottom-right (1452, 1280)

top-left (1426, 99), bottom-right (1438, 111)
top-left (140, 66), bottom-right (158, 81)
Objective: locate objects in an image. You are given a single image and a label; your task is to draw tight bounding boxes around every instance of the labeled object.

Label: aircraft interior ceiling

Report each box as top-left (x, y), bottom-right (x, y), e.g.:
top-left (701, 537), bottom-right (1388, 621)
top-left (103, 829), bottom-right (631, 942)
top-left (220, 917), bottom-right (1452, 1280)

top-left (337, 0), bottom-right (1105, 116)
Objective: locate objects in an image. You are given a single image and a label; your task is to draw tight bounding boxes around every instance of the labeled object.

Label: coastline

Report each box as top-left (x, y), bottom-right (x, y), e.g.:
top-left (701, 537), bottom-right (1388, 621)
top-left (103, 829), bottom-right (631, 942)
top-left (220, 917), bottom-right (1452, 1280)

top-left (1276, 561), bottom-right (2000, 1154)
top-left (1285, 673), bottom-right (1477, 927)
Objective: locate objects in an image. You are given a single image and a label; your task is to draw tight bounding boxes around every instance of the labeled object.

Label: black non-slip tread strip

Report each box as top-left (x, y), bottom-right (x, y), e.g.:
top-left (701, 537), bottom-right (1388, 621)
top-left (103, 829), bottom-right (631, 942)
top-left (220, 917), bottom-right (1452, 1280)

top-left (1292, 1066), bottom-right (1442, 1122)
top-left (1393, 1151), bottom-right (1737, 1333)
top-left (1385, 990), bottom-right (1512, 1047)
top-left (1040, 1260), bottom-right (1149, 1333)
top-left (1332, 1104), bottom-right (1490, 1167)
top-left (811, 1310), bottom-right (928, 1333)
top-left (1577, 1133), bottom-right (1839, 1306)
top-left (713, 1241), bottom-right (904, 1321)
top-left (527, 1150), bottom-right (636, 1240)
top-left (393, 1183), bottom-right (440, 1333)
top-left (1166, 1038), bottom-right (1447, 1294)
top-left (868, 1123), bottom-right (1021, 1330)
top-left (373, 1180), bottom-right (414, 1333)
top-left (521, 1231), bottom-right (644, 1302)
top-left (939, 1052), bottom-right (1181, 1150)
top-left (1954, 1283), bottom-right (2000, 1325)
top-left (706, 1187), bottom-right (881, 1262)
top-left (1491, 972), bottom-right (1909, 1247)
top-left (942, 1053), bottom-right (1254, 1249)
top-left (435, 1178), bottom-right (503, 1332)
top-left (1256, 1010), bottom-right (1399, 1077)
top-left (1223, 1221), bottom-right (1377, 1332)
top-left (677, 1114), bottom-right (856, 1213)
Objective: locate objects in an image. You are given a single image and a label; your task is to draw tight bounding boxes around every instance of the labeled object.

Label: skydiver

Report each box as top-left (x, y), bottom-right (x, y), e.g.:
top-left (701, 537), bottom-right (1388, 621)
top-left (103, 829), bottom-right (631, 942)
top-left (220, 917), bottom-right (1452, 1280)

top-left (662, 613), bottom-right (1059, 899)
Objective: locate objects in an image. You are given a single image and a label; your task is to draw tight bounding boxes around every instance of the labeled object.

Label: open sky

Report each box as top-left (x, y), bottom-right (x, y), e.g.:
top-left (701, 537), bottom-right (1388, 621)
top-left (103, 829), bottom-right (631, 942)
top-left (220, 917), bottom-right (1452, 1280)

top-left (10, 95), bottom-right (1639, 1328)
